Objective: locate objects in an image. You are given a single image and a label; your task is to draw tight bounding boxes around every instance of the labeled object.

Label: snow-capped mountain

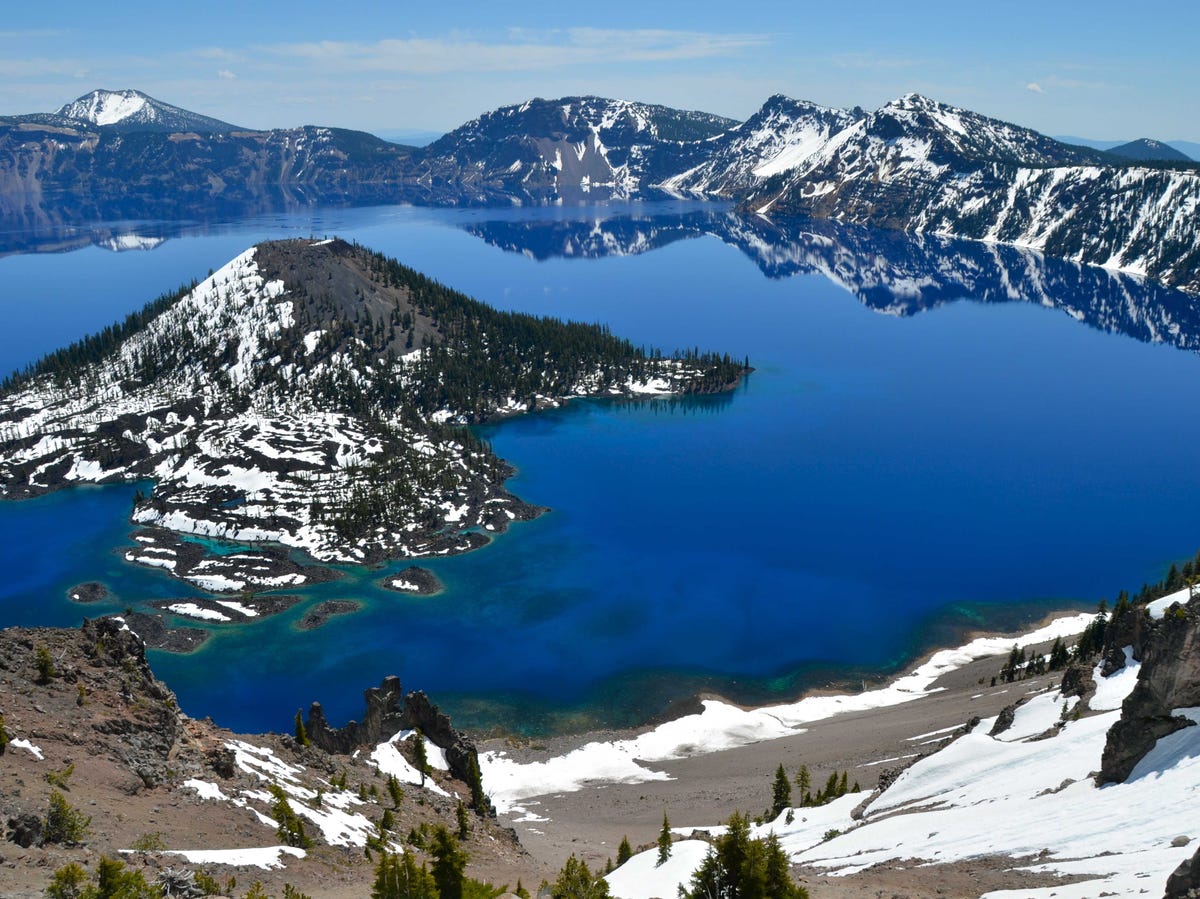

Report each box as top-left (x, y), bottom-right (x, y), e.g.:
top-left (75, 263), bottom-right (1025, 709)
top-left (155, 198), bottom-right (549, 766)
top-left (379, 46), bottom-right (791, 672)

top-left (658, 94), bottom-right (862, 196)
top-left (55, 88), bottom-right (241, 133)
top-left (746, 94), bottom-right (1200, 293)
top-left (2, 88), bottom-right (1199, 292)
top-left (421, 95), bottom-right (735, 202)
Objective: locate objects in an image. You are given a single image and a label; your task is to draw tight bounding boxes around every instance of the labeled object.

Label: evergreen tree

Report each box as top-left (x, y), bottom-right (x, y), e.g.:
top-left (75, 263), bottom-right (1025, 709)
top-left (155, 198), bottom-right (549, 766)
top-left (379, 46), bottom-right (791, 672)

top-left (294, 710), bottom-right (310, 747)
top-left (1048, 636), bottom-right (1070, 670)
top-left (387, 773), bottom-right (405, 808)
top-left (821, 772), bottom-right (839, 802)
top-left (466, 752), bottom-right (488, 813)
top-left (411, 730), bottom-right (429, 787)
top-left (616, 835), bottom-right (633, 866)
top-left (45, 863), bottom-right (89, 899)
top-left (456, 799), bottom-right (471, 840)
top-left (430, 825), bottom-right (468, 899)
top-left (92, 856), bottom-right (160, 899)
top-left (44, 789), bottom-right (91, 844)
top-left (35, 643), bottom-right (56, 684)
top-left (681, 811), bottom-right (808, 899)
top-left (657, 811), bottom-right (672, 865)
top-left (268, 784), bottom-right (312, 849)
top-left (372, 850), bottom-right (438, 899)
top-left (549, 855), bottom-right (611, 899)
top-left (794, 764), bottom-right (811, 803)
top-left (771, 763), bottom-right (792, 818)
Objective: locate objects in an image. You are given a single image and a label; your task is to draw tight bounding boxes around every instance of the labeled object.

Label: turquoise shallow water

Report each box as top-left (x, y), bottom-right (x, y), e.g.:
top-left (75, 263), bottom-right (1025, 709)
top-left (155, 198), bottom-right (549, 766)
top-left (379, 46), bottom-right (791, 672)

top-left (2, 202), bottom-right (1199, 735)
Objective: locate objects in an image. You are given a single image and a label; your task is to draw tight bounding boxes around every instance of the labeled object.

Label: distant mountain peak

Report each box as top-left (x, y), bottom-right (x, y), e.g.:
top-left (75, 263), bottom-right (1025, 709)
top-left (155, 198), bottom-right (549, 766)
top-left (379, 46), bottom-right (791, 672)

top-left (58, 88), bottom-right (150, 126)
top-left (56, 88), bottom-right (242, 133)
top-left (1107, 137), bottom-right (1192, 163)
top-left (886, 92), bottom-right (943, 111)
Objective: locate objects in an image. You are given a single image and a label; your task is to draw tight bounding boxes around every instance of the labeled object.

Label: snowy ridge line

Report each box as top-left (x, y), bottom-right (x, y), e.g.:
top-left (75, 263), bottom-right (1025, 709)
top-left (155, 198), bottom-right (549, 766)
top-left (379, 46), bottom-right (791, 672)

top-left (482, 612), bottom-right (1093, 813)
top-left (742, 94), bottom-right (1200, 293)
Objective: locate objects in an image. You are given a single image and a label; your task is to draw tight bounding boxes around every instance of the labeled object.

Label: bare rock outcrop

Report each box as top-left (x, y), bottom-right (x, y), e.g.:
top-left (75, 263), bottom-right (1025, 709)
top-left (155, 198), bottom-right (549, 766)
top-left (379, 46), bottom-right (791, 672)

top-left (1165, 844), bottom-right (1200, 898)
top-left (305, 677), bottom-right (486, 794)
top-left (1099, 597), bottom-right (1200, 785)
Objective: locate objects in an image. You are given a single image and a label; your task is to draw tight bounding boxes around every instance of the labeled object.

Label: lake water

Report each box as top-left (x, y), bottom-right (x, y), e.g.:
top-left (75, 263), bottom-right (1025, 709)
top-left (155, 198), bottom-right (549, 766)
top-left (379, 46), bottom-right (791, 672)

top-left (3, 200), bottom-right (1200, 736)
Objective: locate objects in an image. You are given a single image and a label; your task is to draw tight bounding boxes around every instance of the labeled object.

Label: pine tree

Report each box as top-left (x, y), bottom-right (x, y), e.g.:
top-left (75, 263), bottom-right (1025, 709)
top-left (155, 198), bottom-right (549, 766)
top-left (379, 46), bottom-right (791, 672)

top-left (657, 811), bottom-right (672, 865)
top-left (411, 730), bottom-right (429, 787)
top-left (550, 855), bottom-right (611, 899)
top-left (795, 763), bottom-right (811, 803)
top-left (294, 710), bottom-right (310, 747)
top-left (771, 763), bottom-right (792, 818)
top-left (268, 784), bottom-right (312, 849)
top-left (45, 863), bottom-right (90, 899)
top-left (44, 789), bottom-right (91, 844)
top-left (465, 752), bottom-right (487, 813)
top-left (430, 825), bottom-right (468, 899)
top-left (681, 811), bottom-right (808, 899)
top-left (456, 799), bottom-right (470, 840)
top-left (616, 835), bottom-right (633, 866)
top-left (387, 773), bottom-right (405, 808)
top-left (35, 644), bottom-right (56, 684)
top-left (372, 850), bottom-right (438, 899)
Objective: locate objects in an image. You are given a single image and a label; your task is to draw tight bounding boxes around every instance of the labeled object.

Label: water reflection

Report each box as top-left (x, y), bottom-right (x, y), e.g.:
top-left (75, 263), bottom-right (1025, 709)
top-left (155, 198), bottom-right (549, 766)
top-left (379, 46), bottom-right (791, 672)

top-left (2, 195), bottom-right (1197, 356)
top-left (466, 210), bottom-right (1200, 354)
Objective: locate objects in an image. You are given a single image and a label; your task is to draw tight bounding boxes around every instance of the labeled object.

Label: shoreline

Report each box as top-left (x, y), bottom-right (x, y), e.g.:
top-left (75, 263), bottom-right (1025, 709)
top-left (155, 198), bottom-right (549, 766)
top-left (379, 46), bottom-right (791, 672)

top-left (478, 607), bottom-right (1095, 874)
top-left (461, 602), bottom-right (1093, 742)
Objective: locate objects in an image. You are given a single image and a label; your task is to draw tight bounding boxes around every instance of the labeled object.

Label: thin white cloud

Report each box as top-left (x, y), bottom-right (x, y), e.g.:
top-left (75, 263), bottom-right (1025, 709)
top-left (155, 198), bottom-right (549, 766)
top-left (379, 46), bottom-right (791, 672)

top-left (255, 28), bottom-right (770, 76)
top-left (1026, 82), bottom-right (1045, 94)
top-left (0, 57), bottom-right (89, 78)
top-left (217, 69), bottom-right (236, 80)
top-left (0, 30), bottom-right (64, 39)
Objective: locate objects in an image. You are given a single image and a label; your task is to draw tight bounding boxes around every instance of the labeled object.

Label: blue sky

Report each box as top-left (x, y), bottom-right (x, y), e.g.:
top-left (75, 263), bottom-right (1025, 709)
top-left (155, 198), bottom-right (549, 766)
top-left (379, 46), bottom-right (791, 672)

top-left (2, 0), bottom-right (1197, 141)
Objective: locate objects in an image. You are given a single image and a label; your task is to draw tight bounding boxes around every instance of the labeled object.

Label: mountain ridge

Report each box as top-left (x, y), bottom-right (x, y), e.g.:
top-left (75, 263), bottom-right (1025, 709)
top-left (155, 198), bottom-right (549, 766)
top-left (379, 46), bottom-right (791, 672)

top-left (3, 88), bottom-right (1200, 293)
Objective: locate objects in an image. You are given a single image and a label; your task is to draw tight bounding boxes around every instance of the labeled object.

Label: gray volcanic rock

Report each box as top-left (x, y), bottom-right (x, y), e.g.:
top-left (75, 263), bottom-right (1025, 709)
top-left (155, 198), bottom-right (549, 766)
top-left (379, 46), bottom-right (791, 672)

top-left (306, 675), bottom-right (408, 755)
top-left (305, 678), bottom-right (485, 793)
top-left (1099, 597), bottom-right (1200, 784)
top-left (1165, 844), bottom-right (1200, 898)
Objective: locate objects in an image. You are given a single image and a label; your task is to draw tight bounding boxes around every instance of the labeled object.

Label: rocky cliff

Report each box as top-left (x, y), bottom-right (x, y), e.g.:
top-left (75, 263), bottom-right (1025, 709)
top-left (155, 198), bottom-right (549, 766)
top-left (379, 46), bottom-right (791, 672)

top-left (1099, 594), bottom-right (1200, 784)
top-left (0, 620), bottom-right (531, 897)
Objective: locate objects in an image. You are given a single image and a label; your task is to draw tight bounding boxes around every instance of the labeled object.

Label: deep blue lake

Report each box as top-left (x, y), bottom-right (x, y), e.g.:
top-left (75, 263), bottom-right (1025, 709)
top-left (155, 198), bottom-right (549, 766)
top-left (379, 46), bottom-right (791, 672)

top-left (3, 201), bottom-right (1200, 735)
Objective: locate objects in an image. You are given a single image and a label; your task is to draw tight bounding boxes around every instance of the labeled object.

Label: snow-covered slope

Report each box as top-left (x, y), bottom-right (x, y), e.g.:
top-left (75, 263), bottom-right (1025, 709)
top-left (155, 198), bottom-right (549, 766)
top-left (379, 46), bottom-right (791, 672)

top-left (781, 663), bottom-right (1199, 897)
top-left (748, 94), bottom-right (1200, 293)
top-left (56, 88), bottom-right (241, 132)
top-left (659, 94), bottom-right (862, 196)
top-left (421, 95), bottom-right (736, 202)
top-left (600, 633), bottom-right (1198, 898)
